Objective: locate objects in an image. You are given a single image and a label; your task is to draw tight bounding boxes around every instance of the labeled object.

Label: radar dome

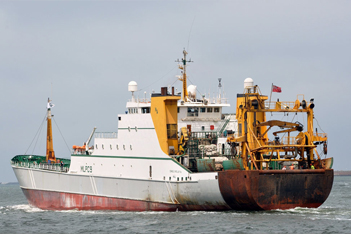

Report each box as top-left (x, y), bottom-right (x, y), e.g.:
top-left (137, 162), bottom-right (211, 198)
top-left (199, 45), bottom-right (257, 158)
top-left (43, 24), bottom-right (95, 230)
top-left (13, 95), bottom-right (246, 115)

top-left (244, 78), bottom-right (254, 89)
top-left (187, 85), bottom-right (197, 99)
top-left (128, 81), bottom-right (138, 92)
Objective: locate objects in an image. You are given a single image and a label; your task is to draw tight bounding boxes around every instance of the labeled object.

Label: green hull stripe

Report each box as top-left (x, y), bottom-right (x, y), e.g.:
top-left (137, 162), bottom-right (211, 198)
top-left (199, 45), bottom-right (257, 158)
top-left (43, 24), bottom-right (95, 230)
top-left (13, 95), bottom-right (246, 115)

top-left (71, 154), bottom-right (192, 173)
top-left (72, 154), bottom-right (172, 160)
top-left (118, 128), bottom-right (155, 130)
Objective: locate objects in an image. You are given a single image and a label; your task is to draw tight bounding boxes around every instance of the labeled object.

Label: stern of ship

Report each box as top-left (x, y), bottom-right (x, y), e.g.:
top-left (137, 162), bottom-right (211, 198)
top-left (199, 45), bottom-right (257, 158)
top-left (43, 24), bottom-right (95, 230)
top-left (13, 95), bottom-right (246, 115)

top-left (218, 169), bottom-right (334, 210)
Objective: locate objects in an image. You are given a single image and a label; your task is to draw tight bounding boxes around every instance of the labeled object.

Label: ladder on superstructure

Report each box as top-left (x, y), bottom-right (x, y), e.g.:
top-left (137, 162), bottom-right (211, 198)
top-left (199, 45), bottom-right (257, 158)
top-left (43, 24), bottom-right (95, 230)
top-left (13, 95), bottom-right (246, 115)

top-left (217, 114), bottom-right (232, 136)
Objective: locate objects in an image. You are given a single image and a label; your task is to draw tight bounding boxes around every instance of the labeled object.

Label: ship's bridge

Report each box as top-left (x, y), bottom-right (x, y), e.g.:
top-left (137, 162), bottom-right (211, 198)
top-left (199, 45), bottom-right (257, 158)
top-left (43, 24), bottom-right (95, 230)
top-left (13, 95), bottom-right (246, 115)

top-left (126, 100), bottom-right (151, 114)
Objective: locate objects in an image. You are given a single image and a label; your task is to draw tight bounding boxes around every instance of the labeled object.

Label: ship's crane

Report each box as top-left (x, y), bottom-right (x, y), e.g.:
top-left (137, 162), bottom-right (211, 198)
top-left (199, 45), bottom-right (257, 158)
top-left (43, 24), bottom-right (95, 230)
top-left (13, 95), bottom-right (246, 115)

top-left (178, 127), bottom-right (189, 155)
top-left (226, 79), bottom-right (331, 170)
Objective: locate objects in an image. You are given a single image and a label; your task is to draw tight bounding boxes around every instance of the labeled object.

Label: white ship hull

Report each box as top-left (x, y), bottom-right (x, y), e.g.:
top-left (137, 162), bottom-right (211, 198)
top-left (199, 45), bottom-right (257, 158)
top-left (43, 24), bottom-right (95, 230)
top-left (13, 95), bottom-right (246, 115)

top-left (12, 159), bottom-right (230, 211)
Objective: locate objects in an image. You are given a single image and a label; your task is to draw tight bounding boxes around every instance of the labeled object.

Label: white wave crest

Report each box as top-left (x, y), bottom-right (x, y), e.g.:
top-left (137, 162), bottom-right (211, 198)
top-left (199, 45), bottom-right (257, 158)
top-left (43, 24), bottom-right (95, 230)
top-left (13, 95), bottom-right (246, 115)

top-left (7, 204), bottom-right (44, 213)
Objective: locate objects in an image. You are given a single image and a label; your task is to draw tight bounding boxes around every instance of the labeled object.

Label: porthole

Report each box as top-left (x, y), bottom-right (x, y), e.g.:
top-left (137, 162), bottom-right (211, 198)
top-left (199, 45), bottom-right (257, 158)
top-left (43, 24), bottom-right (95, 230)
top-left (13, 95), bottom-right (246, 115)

top-left (102, 144), bottom-right (104, 150)
top-left (135, 126), bottom-right (138, 132)
top-left (96, 144), bottom-right (98, 149)
top-left (130, 145), bottom-right (132, 150)
top-left (116, 145), bottom-right (119, 150)
top-left (123, 145), bottom-right (125, 150)
top-left (169, 177), bottom-right (171, 181)
top-left (110, 144), bottom-right (112, 150)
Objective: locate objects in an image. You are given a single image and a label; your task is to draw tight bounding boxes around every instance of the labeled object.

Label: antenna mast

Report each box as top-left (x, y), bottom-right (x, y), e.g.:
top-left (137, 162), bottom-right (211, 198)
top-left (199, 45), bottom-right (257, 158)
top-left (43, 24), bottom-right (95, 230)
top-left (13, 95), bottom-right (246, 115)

top-left (218, 78), bottom-right (222, 104)
top-left (176, 49), bottom-right (193, 101)
top-left (46, 98), bottom-right (56, 163)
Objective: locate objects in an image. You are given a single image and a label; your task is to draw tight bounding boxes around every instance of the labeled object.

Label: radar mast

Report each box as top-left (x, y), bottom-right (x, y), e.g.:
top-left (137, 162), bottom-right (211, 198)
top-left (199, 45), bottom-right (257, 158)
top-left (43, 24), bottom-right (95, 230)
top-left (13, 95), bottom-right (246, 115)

top-left (176, 49), bottom-right (193, 101)
top-left (46, 98), bottom-right (56, 163)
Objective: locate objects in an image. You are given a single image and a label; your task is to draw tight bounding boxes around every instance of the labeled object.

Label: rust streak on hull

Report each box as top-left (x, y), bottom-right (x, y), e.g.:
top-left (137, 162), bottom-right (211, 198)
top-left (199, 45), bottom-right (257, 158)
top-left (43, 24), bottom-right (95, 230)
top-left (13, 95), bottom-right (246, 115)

top-left (218, 169), bottom-right (334, 210)
top-left (21, 188), bottom-right (230, 211)
top-left (22, 189), bottom-right (178, 211)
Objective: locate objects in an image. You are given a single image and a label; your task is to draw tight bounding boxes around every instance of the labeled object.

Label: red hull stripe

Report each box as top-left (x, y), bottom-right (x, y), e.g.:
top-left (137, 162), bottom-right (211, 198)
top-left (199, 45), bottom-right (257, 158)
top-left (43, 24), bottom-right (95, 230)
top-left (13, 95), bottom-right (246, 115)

top-left (21, 188), bottom-right (230, 211)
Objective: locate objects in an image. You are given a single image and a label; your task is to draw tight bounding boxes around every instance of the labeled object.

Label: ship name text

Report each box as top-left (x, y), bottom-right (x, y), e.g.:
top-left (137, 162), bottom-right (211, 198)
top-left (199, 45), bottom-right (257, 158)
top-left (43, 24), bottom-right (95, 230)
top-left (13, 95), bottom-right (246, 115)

top-left (81, 166), bottom-right (93, 173)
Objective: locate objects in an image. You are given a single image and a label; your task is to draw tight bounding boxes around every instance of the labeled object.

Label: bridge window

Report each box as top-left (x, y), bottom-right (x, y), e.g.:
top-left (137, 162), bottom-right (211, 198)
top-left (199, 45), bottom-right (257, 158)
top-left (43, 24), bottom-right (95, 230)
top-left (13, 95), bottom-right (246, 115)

top-left (167, 124), bottom-right (177, 139)
top-left (142, 107), bottom-right (150, 113)
top-left (207, 108), bottom-right (212, 113)
top-left (187, 107), bottom-right (199, 117)
top-left (214, 108), bottom-right (220, 113)
top-left (200, 107), bottom-right (206, 113)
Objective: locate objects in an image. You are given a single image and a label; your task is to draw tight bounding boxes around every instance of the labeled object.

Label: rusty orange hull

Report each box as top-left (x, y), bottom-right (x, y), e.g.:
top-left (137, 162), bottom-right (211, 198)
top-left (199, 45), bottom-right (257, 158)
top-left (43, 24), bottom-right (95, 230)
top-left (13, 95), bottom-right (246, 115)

top-left (218, 169), bottom-right (334, 210)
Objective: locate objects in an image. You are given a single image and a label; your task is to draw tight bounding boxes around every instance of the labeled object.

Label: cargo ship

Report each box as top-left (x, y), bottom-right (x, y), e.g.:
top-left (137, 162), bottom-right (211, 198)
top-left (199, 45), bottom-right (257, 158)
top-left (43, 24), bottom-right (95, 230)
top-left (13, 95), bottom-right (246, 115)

top-left (11, 50), bottom-right (333, 211)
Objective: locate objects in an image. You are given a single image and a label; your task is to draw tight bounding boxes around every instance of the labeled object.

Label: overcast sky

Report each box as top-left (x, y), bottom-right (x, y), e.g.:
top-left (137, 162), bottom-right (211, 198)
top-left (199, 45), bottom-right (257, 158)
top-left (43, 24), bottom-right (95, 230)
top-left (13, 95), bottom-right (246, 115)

top-left (1, 1), bottom-right (350, 182)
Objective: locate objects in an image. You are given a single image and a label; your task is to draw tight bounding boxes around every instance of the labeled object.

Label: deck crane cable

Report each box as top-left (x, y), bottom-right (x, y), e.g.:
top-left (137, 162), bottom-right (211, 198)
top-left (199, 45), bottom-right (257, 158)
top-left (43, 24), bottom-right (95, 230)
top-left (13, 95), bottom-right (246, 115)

top-left (32, 119), bottom-right (45, 155)
top-left (187, 76), bottom-right (204, 98)
top-left (25, 113), bottom-right (46, 155)
top-left (138, 65), bottom-right (178, 92)
top-left (170, 76), bottom-right (179, 87)
top-left (187, 16), bottom-right (196, 52)
top-left (53, 118), bottom-right (72, 154)
top-left (314, 116), bottom-right (325, 133)
top-left (314, 116), bottom-right (327, 156)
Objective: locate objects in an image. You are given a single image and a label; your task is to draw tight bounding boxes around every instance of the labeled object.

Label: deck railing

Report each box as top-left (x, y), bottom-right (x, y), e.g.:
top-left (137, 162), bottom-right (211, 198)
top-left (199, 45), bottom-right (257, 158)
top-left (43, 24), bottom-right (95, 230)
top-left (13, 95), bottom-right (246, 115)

top-left (266, 101), bottom-right (309, 110)
top-left (10, 161), bottom-right (69, 172)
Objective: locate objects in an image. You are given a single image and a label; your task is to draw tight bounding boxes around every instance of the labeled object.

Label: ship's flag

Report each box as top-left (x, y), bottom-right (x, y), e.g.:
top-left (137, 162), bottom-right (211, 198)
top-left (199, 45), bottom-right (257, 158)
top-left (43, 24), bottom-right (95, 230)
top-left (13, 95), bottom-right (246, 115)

top-left (272, 85), bottom-right (282, 93)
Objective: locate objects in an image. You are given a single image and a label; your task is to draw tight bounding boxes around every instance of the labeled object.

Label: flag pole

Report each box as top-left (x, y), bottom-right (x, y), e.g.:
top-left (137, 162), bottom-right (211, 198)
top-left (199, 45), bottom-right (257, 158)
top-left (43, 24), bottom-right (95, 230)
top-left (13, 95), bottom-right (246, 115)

top-left (269, 83), bottom-right (273, 109)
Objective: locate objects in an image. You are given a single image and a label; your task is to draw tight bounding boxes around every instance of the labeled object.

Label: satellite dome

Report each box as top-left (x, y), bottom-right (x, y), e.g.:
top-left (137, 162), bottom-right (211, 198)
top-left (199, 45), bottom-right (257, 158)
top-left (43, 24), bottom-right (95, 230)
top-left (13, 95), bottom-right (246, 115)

top-left (187, 85), bottom-right (197, 99)
top-left (244, 78), bottom-right (254, 89)
top-left (128, 81), bottom-right (138, 92)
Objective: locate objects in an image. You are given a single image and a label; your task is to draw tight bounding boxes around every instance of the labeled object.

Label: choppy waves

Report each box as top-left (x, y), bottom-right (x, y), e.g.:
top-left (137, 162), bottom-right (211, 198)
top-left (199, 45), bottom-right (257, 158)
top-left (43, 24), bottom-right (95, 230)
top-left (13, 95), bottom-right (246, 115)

top-left (0, 176), bottom-right (351, 234)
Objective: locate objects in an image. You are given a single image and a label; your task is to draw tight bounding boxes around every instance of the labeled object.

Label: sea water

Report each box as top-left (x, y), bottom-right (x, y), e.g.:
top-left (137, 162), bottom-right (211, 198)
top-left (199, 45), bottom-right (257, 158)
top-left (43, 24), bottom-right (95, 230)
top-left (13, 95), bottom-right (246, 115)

top-left (1, 176), bottom-right (350, 234)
